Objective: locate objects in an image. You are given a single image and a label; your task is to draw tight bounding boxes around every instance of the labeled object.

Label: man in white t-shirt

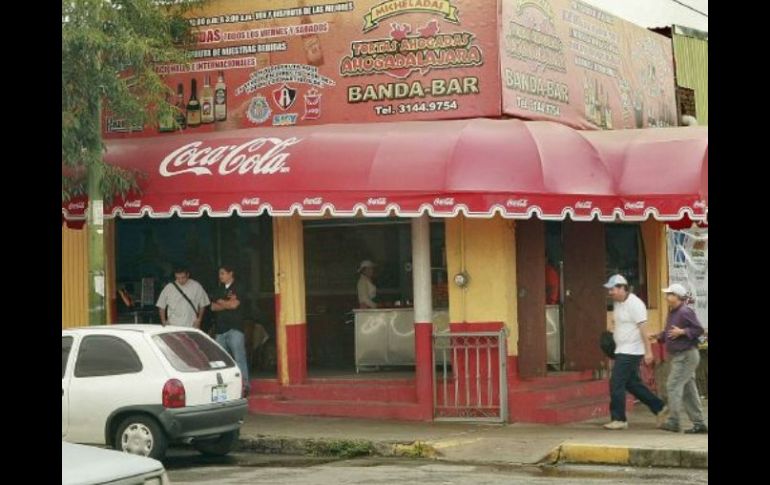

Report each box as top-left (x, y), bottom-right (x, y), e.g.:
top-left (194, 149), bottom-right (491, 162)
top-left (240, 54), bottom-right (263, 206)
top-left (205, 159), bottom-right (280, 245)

top-left (603, 274), bottom-right (667, 430)
top-left (156, 265), bottom-right (211, 328)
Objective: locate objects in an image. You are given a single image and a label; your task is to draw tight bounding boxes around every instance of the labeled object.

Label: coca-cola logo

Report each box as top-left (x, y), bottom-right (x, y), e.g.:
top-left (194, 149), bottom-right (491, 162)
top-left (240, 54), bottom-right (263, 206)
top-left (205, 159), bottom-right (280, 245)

top-left (182, 199), bottom-right (201, 207)
top-left (624, 201), bottom-right (645, 210)
top-left (575, 201), bottom-right (593, 209)
top-left (241, 197), bottom-right (261, 206)
top-left (303, 197), bottom-right (323, 205)
top-left (434, 197), bottom-right (455, 207)
top-left (124, 200), bottom-right (142, 208)
top-left (159, 137), bottom-right (301, 177)
top-left (693, 200), bottom-right (706, 209)
top-left (367, 197), bottom-right (387, 206)
top-left (68, 201), bottom-right (85, 210)
top-left (506, 198), bottom-right (528, 208)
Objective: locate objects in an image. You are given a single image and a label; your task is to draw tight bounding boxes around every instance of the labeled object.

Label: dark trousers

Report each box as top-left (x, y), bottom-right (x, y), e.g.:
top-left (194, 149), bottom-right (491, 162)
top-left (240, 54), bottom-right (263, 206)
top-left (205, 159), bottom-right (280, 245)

top-left (610, 353), bottom-right (665, 422)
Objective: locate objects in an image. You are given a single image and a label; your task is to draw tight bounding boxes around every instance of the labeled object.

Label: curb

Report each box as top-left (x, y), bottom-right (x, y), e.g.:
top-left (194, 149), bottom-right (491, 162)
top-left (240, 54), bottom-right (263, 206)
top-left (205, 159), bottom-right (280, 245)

top-left (542, 443), bottom-right (707, 469)
top-left (236, 435), bottom-right (706, 469)
top-left (238, 435), bottom-right (439, 459)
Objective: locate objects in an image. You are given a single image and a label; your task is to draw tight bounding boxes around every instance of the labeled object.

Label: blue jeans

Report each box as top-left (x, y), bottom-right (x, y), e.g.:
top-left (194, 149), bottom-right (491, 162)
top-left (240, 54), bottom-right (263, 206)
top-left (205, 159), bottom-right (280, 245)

top-left (216, 329), bottom-right (250, 391)
top-left (610, 354), bottom-right (664, 422)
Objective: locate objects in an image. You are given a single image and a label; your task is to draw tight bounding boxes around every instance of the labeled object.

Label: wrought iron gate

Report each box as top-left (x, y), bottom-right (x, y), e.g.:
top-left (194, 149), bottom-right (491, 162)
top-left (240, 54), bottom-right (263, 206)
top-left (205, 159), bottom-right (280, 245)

top-left (432, 330), bottom-right (508, 422)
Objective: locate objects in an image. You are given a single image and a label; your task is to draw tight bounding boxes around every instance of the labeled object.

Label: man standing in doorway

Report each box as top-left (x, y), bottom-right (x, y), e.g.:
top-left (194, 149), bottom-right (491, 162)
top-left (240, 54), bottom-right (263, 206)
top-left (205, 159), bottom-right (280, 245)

top-left (156, 265), bottom-right (210, 328)
top-left (656, 284), bottom-right (707, 434)
top-left (357, 260), bottom-right (378, 309)
top-left (211, 265), bottom-right (250, 396)
top-left (603, 274), bottom-right (667, 430)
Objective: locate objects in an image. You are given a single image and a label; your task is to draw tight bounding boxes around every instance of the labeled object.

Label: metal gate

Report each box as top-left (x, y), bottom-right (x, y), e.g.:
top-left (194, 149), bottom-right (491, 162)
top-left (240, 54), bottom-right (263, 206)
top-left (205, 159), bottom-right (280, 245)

top-left (433, 330), bottom-right (508, 422)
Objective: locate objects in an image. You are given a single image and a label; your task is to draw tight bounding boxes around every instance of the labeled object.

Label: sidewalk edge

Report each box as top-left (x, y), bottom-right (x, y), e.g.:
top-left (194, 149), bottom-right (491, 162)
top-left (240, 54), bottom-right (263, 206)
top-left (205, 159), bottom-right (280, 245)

top-left (540, 443), bottom-right (707, 469)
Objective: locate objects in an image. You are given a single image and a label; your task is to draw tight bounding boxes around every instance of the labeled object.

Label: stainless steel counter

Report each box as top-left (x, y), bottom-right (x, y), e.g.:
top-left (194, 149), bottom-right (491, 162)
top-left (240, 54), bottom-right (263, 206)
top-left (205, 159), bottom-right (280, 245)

top-left (353, 308), bottom-right (449, 371)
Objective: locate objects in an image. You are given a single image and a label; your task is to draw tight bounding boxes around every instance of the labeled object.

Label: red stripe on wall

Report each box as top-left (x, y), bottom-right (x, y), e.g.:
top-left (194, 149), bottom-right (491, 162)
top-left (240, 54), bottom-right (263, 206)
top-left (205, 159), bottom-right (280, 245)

top-left (286, 323), bottom-right (307, 385)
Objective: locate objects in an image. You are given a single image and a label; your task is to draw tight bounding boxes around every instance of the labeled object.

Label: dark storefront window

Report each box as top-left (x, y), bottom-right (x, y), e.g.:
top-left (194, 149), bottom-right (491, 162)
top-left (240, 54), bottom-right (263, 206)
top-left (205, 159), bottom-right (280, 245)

top-left (606, 224), bottom-right (647, 306)
top-left (302, 218), bottom-right (446, 369)
top-left (115, 215), bottom-right (274, 325)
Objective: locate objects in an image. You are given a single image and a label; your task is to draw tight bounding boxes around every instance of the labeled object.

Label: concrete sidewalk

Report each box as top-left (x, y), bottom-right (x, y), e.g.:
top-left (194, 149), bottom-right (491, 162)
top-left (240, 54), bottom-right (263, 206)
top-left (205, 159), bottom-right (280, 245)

top-left (237, 401), bottom-right (708, 469)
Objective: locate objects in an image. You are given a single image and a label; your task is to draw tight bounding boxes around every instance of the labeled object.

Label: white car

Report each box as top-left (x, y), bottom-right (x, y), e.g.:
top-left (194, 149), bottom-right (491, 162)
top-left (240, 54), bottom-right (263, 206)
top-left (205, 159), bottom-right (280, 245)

top-left (62, 325), bottom-right (248, 460)
top-left (62, 441), bottom-right (170, 485)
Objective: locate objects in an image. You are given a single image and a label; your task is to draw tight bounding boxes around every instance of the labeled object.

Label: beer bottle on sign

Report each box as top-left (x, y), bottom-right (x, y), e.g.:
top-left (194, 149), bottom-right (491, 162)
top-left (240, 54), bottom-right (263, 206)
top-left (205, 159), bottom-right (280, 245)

top-left (158, 88), bottom-right (175, 132)
top-left (175, 83), bottom-right (187, 130)
top-left (214, 71), bottom-right (227, 122)
top-left (187, 78), bottom-right (201, 127)
top-left (604, 91), bottom-right (613, 129)
top-left (201, 74), bottom-right (215, 124)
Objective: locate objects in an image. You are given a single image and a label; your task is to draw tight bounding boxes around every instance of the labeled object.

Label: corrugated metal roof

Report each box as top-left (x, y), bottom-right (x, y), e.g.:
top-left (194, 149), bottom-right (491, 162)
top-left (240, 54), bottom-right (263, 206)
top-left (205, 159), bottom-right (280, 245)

top-left (672, 32), bottom-right (708, 125)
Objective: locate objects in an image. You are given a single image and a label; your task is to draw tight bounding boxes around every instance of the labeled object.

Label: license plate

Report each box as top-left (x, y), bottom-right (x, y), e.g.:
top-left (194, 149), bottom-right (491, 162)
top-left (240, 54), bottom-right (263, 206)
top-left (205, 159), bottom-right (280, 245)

top-left (211, 385), bottom-right (228, 403)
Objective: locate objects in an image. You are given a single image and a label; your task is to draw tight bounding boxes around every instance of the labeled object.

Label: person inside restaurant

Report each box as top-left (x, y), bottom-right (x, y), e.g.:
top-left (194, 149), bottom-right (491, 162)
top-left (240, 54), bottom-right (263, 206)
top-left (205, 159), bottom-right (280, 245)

top-left (546, 259), bottom-right (560, 305)
top-left (357, 260), bottom-right (378, 309)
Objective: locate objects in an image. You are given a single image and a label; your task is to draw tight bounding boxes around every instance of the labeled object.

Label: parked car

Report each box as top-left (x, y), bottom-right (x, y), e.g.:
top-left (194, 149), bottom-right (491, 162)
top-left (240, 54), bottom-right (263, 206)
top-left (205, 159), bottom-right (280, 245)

top-left (62, 441), bottom-right (170, 485)
top-left (62, 325), bottom-right (248, 460)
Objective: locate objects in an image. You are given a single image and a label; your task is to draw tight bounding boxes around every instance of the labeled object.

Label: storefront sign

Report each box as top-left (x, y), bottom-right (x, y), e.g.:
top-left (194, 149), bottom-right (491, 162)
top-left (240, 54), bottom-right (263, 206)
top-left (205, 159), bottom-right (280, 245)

top-left (108, 0), bottom-right (500, 138)
top-left (667, 226), bottom-right (708, 330)
top-left (501, 0), bottom-right (677, 129)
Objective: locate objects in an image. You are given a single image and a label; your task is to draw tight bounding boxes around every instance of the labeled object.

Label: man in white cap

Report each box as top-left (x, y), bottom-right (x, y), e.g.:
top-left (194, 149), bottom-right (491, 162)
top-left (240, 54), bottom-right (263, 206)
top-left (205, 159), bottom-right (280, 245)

top-left (357, 260), bottom-right (378, 309)
top-left (603, 274), bottom-right (667, 430)
top-left (655, 283), bottom-right (707, 434)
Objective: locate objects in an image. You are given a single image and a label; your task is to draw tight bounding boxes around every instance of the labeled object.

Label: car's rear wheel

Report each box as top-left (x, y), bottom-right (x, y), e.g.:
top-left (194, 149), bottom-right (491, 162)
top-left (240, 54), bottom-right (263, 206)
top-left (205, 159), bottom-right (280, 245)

top-left (115, 415), bottom-right (168, 460)
top-left (193, 430), bottom-right (239, 456)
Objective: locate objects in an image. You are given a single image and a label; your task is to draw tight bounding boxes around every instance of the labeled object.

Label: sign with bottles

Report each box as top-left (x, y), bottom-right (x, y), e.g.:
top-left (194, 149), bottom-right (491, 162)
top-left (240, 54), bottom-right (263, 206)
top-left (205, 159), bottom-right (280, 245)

top-left (105, 0), bottom-right (501, 138)
top-left (500, 0), bottom-right (677, 130)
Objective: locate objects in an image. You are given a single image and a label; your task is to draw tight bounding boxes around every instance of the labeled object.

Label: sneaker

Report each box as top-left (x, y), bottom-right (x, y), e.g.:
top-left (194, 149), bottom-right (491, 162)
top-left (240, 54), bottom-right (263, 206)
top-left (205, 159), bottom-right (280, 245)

top-left (684, 424), bottom-right (708, 434)
top-left (603, 421), bottom-right (629, 430)
top-left (659, 422), bottom-right (680, 433)
top-left (656, 405), bottom-right (669, 427)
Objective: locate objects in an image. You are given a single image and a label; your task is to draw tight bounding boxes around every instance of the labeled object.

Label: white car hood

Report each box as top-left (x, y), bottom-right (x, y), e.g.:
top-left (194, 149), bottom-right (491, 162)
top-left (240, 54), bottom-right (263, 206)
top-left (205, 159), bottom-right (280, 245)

top-left (62, 442), bottom-right (164, 485)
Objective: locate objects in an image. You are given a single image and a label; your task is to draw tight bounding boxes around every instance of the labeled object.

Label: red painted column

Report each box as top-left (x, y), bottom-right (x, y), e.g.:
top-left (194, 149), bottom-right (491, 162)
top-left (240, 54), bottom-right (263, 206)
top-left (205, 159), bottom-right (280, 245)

top-left (414, 322), bottom-right (433, 419)
top-left (412, 215), bottom-right (434, 420)
top-left (286, 324), bottom-right (307, 384)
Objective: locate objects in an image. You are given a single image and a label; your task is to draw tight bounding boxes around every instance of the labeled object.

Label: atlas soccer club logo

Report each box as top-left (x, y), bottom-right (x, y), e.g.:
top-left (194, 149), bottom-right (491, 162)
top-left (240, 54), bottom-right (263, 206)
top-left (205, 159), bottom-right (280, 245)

top-left (272, 84), bottom-right (298, 111)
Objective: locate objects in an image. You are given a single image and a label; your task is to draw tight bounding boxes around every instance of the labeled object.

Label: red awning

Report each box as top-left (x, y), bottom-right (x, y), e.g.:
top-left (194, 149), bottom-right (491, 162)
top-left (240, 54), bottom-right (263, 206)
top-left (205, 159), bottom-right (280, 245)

top-left (62, 118), bottom-right (707, 222)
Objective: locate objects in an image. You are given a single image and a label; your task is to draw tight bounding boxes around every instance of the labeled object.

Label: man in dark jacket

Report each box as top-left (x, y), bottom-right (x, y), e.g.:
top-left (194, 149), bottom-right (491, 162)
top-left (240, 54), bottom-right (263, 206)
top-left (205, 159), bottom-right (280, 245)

top-left (656, 284), bottom-right (707, 434)
top-left (211, 265), bottom-right (249, 396)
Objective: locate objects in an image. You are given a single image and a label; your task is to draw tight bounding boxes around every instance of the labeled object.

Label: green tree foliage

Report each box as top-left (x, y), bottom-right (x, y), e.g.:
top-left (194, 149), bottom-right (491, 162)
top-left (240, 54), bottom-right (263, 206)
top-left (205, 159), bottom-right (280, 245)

top-left (62, 0), bottom-right (201, 202)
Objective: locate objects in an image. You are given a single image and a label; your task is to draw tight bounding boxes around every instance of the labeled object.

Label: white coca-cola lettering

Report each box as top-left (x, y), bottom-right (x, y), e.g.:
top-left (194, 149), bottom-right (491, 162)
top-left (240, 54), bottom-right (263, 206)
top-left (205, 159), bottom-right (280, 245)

top-left (182, 199), bottom-right (200, 207)
top-left (241, 197), bottom-right (261, 206)
top-left (124, 200), bottom-right (142, 208)
top-left (303, 197), bottom-right (323, 205)
top-left (434, 197), bottom-right (455, 206)
top-left (693, 200), bottom-right (706, 209)
top-left (506, 198), bottom-right (528, 208)
top-left (367, 197), bottom-right (387, 205)
top-left (159, 137), bottom-right (302, 177)
top-left (575, 201), bottom-right (592, 209)
top-left (624, 201), bottom-right (645, 210)
top-left (68, 201), bottom-right (85, 210)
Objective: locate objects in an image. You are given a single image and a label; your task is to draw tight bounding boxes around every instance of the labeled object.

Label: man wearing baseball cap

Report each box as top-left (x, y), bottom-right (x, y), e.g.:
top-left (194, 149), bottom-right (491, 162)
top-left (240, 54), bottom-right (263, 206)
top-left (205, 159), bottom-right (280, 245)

top-left (655, 283), bottom-right (707, 434)
top-left (603, 274), bottom-right (667, 430)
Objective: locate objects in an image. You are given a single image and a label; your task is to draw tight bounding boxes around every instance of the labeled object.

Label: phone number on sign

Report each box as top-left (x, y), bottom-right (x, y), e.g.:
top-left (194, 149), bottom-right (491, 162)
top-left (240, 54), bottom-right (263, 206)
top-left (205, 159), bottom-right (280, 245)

top-left (374, 100), bottom-right (459, 116)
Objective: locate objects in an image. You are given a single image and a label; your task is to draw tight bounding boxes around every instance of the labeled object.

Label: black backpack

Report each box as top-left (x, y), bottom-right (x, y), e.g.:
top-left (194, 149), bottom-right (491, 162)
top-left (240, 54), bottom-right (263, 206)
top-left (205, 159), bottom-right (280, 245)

top-left (600, 331), bottom-right (616, 359)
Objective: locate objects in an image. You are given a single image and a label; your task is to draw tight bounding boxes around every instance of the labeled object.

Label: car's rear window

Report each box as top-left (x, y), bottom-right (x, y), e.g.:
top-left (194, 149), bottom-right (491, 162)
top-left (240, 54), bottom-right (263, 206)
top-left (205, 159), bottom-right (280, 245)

top-left (153, 332), bottom-right (235, 372)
